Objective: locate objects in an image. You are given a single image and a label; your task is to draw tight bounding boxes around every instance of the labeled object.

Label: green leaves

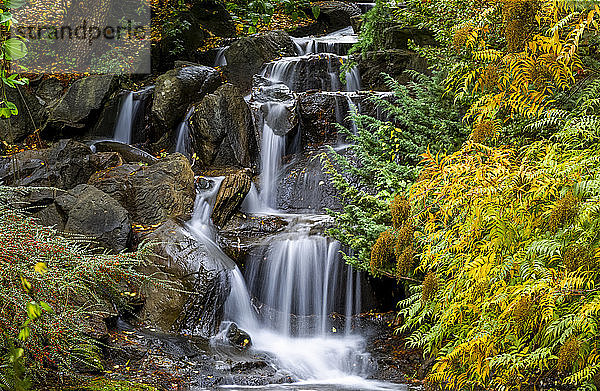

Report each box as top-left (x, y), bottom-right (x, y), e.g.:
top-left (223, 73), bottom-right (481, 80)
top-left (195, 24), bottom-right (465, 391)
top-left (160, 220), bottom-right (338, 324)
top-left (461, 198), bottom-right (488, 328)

top-left (3, 0), bottom-right (26, 9)
top-left (312, 5), bottom-right (321, 20)
top-left (2, 38), bottom-right (27, 60)
top-left (0, 101), bottom-right (18, 118)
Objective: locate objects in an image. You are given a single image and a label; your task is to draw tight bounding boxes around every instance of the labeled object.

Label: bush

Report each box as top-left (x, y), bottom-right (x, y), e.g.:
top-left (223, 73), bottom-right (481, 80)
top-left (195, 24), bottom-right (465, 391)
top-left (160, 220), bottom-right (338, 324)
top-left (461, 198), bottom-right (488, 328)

top-left (0, 187), bottom-right (152, 389)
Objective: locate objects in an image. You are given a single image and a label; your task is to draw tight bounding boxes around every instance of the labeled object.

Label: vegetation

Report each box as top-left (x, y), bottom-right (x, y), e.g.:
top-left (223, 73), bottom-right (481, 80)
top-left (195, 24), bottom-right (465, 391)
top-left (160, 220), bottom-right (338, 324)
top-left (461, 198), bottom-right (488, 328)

top-left (0, 187), bottom-right (152, 390)
top-left (328, 0), bottom-right (600, 389)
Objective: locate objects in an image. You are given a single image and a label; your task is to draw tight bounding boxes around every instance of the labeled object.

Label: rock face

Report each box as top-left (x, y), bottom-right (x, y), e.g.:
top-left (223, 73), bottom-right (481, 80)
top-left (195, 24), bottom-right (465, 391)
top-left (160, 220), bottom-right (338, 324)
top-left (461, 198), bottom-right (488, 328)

top-left (359, 50), bottom-right (429, 91)
top-left (190, 84), bottom-right (258, 168)
top-left (224, 31), bottom-right (296, 91)
top-left (48, 75), bottom-right (116, 130)
top-left (151, 66), bottom-right (222, 133)
top-left (313, 1), bottom-right (361, 32)
top-left (0, 139), bottom-right (121, 190)
top-left (139, 219), bottom-right (233, 335)
top-left (293, 1), bottom-right (361, 36)
top-left (211, 170), bottom-right (252, 227)
top-left (49, 185), bottom-right (132, 252)
top-left (0, 86), bottom-right (48, 144)
top-left (277, 148), bottom-right (343, 213)
top-left (35, 77), bottom-right (64, 105)
top-left (89, 154), bottom-right (195, 225)
top-left (383, 26), bottom-right (436, 50)
top-left (298, 92), bottom-right (350, 145)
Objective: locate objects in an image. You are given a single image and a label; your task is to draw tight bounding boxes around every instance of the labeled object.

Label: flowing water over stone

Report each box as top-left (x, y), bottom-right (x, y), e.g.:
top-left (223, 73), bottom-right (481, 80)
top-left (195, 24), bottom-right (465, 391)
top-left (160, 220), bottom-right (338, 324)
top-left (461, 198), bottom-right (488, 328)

top-left (175, 107), bottom-right (195, 157)
top-left (104, 25), bottom-right (409, 390)
top-left (203, 27), bottom-right (409, 390)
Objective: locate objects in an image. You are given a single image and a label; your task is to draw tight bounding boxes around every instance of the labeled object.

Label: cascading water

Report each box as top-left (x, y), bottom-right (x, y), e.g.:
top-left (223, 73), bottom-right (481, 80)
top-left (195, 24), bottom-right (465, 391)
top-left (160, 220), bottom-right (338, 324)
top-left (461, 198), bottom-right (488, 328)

top-left (175, 107), bottom-right (195, 157)
top-left (113, 87), bottom-right (153, 144)
top-left (214, 46), bottom-right (229, 67)
top-left (113, 91), bottom-right (134, 144)
top-left (207, 19), bottom-right (399, 390)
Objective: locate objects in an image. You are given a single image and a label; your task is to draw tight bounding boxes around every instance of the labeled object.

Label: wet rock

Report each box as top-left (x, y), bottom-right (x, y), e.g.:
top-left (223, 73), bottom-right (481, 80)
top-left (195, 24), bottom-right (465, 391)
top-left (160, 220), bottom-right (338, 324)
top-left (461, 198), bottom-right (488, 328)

top-left (277, 148), bottom-right (343, 213)
top-left (226, 323), bottom-right (252, 349)
top-left (298, 92), bottom-right (350, 145)
top-left (293, 1), bottom-right (361, 35)
top-left (359, 50), bottom-right (429, 91)
top-left (92, 141), bottom-right (157, 164)
top-left (0, 86), bottom-right (48, 144)
top-left (190, 83), bottom-right (258, 169)
top-left (0, 139), bottom-right (121, 190)
top-left (219, 213), bottom-right (288, 265)
top-left (384, 26), bottom-right (437, 50)
top-left (224, 31), bottom-right (296, 91)
top-left (91, 87), bottom-right (154, 143)
top-left (212, 170), bottom-right (252, 228)
top-left (48, 75), bottom-right (117, 130)
top-left (89, 154), bottom-right (195, 225)
top-left (250, 76), bottom-right (298, 137)
top-left (314, 1), bottom-right (361, 32)
top-left (139, 219), bottom-right (233, 335)
top-left (151, 66), bottom-right (222, 132)
top-left (36, 77), bottom-right (64, 105)
top-left (44, 184), bottom-right (132, 252)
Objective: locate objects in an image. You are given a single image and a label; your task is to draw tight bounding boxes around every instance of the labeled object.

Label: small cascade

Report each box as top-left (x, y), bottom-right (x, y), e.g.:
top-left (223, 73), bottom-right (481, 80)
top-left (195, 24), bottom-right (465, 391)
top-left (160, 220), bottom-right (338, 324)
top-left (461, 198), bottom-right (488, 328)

top-left (214, 46), bottom-right (229, 67)
top-left (113, 87), bottom-right (153, 144)
top-left (261, 53), bottom-right (361, 93)
top-left (345, 65), bottom-right (362, 92)
top-left (175, 107), bottom-right (194, 157)
top-left (293, 27), bottom-right (358, 56)
top-left (223, 221), bottom-right (375, 382)
top-left (113, 92), bottom-right (134, 144)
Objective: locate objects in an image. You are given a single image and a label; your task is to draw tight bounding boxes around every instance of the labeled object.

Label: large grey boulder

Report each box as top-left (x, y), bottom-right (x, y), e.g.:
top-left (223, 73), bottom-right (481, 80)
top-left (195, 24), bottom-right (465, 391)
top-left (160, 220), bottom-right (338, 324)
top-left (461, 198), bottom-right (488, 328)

top-left (38, 184), bottom-right (132, 252)
top-left (0, 86), bottom-right (48, 144)
top-left (190, 83), bottom-right (258, 169)
top-left (224, 31), bottom-right (295, 91)
top-left (139, 219), bottom-right (233, 335)
top-left (0, 139), bottom-right (122, 190)
top-left (151, 66), bottom-right (222, 133)
top-left (48, 75), bottom-right (116, 129)
top-left (89, 153), bottom-right (196, 225)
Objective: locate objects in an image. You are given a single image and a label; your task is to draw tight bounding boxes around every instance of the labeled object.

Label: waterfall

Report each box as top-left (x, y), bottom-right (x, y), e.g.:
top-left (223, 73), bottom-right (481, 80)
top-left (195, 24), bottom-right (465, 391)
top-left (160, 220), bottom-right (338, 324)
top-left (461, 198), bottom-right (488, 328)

top-left (175, 107), bottom-right (194, 157)
top-left (113, 87), bottom-right (153, 144)
top-left (203, 20), bottom-right (398, 389)
top-left (214, 46), bottom-right (229, 67)
top-left (113, 92), bottom-right (134, 144)
top-left (345, 65), bottom-right (362, 92)
top-left (223, 229), bottom-right (375, 382)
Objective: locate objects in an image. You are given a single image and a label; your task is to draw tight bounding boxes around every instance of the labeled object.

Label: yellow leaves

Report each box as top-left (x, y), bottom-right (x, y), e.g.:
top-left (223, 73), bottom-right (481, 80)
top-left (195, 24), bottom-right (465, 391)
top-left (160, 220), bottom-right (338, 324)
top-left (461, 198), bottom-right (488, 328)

top-left (446, 0), bottom-right (598, 122)
top-left (34, 262), bottom-right (47, 274)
